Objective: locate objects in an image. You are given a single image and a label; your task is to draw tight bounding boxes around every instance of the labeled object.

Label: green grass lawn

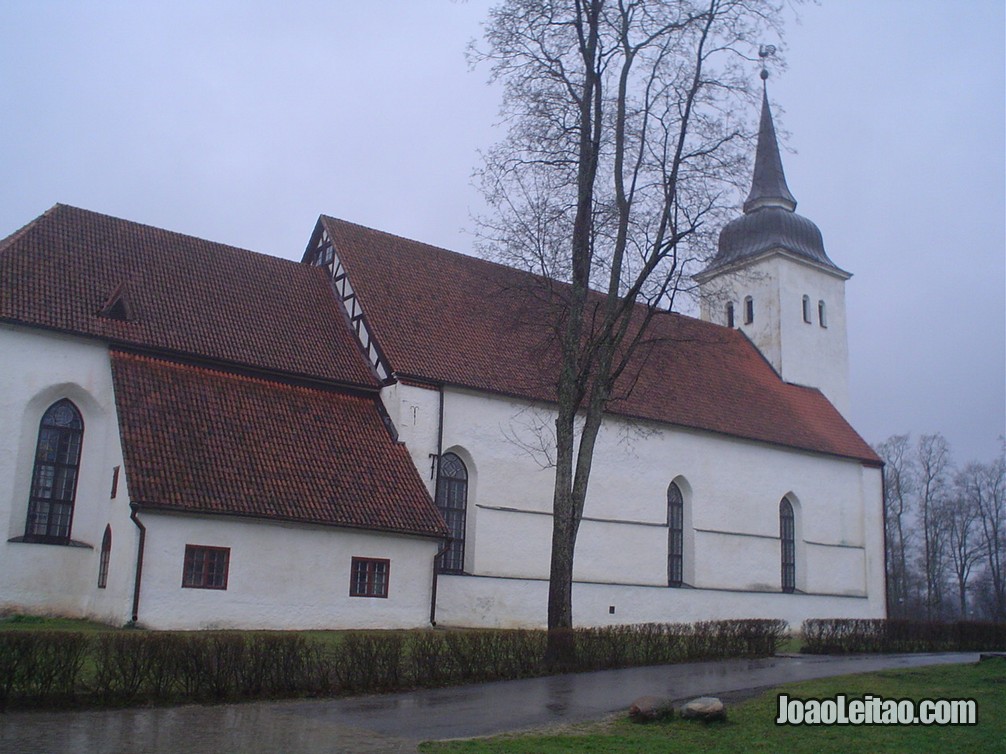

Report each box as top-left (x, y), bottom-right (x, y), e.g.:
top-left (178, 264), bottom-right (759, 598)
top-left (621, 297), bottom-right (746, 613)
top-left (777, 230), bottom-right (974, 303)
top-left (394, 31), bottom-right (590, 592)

top-left (0, 614), bottom-right (114, 632)
top-left (420, 660), bottom-right (1005, 753)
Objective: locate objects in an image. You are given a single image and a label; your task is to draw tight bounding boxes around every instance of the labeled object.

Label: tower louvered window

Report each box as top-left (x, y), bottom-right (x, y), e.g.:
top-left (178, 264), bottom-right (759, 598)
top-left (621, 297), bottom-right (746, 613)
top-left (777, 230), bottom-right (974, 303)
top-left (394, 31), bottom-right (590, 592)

top-left (25, 399), bottom-right (84, 543)
top-left (436, 453), bottom-right (468, 574)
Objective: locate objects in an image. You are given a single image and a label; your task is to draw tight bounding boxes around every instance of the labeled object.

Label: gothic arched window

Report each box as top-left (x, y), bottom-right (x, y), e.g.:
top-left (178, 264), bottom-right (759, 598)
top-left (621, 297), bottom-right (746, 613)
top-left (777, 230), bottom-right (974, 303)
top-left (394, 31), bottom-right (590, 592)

top-left (98, 526), bottom-right (112, 588)
top-left (667, 482), bottom-right (684, 587)
top-left (744, 296), bottom-right (754, 325)
top-left (25, 399), bottom-right (84, 543)
top-left (436, 453), bottom-right (468, 574)
top-left (726, 302), bottom-right (735, 328)
top-left (780, 497), bottom-right (796, 593)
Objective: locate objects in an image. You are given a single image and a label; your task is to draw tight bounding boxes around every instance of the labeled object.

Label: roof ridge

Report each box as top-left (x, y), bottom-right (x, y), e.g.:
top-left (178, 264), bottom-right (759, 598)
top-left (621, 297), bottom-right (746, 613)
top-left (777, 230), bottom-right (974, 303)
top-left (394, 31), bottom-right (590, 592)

top-left (109, 349), bottom-right (373, 401)
top-left (321, 214), bottom-right (732, 335)
top-left (321, 214), bottom-right (557, 288)
top-left (45, 203), bottom-right (307, 270)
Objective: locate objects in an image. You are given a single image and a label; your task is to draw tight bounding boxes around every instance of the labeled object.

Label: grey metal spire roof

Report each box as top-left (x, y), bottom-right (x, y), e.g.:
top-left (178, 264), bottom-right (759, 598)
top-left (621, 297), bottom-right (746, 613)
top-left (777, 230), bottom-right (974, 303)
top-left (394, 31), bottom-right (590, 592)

top-left (701, 83), bottom-right (846, 278)
top-left (744, 87), bottom-right (797, 213)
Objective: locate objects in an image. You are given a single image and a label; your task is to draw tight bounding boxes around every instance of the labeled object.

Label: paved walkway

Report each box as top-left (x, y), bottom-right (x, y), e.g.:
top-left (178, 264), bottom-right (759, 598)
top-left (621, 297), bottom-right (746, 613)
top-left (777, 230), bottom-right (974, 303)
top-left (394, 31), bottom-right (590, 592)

top-left (0, 652), bottom-right (979, 753)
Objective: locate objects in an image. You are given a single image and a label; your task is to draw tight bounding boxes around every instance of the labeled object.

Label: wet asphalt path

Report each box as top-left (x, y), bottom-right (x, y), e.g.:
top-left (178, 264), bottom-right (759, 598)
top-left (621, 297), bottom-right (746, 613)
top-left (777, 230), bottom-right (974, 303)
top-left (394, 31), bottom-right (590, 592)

top-left (0, 652), bottom-right (980, 753)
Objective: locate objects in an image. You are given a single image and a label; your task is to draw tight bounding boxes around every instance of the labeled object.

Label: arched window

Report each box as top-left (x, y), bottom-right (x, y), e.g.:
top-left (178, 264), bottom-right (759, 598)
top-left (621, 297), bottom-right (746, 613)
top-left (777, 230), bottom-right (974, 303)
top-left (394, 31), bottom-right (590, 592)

top-left (436, 453), bottom-right (468, 574)
top-left (802, 295), bottom-right (811, 323)
top-left (725, 302), bottom-right (735, 328)
top-left (744, 296), bottom-right (754, 325)
top-left (780, 497), bottom-right (796, 593)
top-left (667, 482), bottom-right (684, 587)
top-left (98, 526), bottom-right (112, 588)
top-left (818, 300), bottom-right (827, 328)
top-left (25, 399), bottom-right (84, 543)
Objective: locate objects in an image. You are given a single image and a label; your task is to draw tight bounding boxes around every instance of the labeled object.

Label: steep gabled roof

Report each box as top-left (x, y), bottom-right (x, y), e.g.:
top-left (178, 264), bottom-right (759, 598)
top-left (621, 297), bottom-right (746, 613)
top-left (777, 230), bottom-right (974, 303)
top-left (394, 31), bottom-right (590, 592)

top-left (0, 204), bottom-right (376, 388)
top-left (111, 351), bottom-right (447, 538)
top-left (318, 216), bottom-right (881, 465)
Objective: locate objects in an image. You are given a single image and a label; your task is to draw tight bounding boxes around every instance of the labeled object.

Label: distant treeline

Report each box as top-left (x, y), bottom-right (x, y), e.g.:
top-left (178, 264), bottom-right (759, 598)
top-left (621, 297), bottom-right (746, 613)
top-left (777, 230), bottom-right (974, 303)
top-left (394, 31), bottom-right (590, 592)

top-left (876, 433), bottom-right (1005, 622)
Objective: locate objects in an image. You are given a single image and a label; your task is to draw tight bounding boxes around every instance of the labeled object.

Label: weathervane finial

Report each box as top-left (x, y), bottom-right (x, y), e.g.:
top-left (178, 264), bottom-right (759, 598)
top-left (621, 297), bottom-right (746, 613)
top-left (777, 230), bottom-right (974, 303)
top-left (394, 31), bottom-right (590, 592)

top-left (758, 44), bottom-right (776, 82)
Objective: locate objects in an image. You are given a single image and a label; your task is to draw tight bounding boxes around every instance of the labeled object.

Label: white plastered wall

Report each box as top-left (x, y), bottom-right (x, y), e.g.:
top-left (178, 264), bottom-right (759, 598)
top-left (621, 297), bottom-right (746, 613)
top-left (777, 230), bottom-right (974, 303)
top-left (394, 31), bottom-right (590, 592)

top-left (380, 381), bottom-right (442, 498)
top-left (432, 386), bottom-right (885, 629)
top-left (698, 252), bottom-right (850, 417)
top-left (0, 324), bottom-right (443, 630)
top-left (134, 512), bottom-right (439, 630)
top-left (0, 324), bottom-right (135, 625)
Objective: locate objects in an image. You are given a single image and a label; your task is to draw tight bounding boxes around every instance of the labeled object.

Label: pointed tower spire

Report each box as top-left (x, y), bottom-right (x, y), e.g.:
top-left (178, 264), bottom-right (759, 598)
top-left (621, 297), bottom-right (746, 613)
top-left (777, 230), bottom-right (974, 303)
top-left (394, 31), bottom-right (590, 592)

top-left (743, 78), bottom-right (797, 213)
top-left (697, 53), bottom-right (847, 276)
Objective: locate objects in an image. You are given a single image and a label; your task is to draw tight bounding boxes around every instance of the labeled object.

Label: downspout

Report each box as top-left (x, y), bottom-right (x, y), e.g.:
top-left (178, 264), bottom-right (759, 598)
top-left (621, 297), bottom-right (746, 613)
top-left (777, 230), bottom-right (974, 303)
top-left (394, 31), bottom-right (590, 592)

top-left (429, 383), bottom-right (447, 626)
top-left (429, 541), bottom-right (451, 627)
top-left (129, 504), bottom-right (146, 625)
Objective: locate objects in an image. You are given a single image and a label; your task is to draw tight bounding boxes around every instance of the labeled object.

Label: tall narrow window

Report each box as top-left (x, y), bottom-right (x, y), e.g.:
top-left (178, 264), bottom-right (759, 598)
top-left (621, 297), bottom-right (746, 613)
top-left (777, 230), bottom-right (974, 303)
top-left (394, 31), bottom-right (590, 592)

top-left (726, 302), bottom-right (735, 328)
top-left (97, 525), bottom-right (111, 588)
top-left (25, 399), bottom-right (84, 543)
top-left (780, 498), bottom-right (795, 593)
top-left (802, 295), bottom-right (811, 323)
top-left (667, 482), bottom-right (684, 587)
top-left (818, 300), bottom-right (827, 328)
top-left (110, 466), bottom-right (120, 498)
top-left (436, 453), bottom-right (468, 573)
top-left (744, 296), bottom-right (754, 325)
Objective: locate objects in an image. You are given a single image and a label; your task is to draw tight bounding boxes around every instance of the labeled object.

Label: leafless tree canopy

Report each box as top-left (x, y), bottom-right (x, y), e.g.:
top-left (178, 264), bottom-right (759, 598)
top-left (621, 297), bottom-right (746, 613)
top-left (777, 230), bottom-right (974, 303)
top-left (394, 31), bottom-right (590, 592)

top-left (474, 0), bottom-right (782, 307)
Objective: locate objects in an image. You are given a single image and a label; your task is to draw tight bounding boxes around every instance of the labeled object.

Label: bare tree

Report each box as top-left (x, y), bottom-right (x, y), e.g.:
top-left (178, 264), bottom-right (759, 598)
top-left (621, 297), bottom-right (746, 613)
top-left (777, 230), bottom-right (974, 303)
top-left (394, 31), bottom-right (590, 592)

top-left (875, 434), bottom-right (915, 617)
top-left (915, 433), bottom-right (952, 620)
top-left (970, 443), bottom-right (1006, 619)
top-left (473, 0), bottom-right (784, 659)
top-left (941, 469), bottom-right (984, 617)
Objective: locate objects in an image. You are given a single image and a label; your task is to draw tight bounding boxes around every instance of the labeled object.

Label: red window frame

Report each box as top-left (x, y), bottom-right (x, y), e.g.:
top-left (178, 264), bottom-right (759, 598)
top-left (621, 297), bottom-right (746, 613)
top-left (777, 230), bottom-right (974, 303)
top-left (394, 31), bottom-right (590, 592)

top-left (350, 557), bottom-right (390, 598)
top-left (182, 545), bottom-right (230, 590)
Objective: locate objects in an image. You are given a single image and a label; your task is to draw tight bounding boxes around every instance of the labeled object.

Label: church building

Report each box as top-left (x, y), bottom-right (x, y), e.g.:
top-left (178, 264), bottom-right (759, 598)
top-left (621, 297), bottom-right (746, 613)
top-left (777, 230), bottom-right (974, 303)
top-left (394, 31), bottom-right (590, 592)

top-left (0, 88), bottom-right (886, 630)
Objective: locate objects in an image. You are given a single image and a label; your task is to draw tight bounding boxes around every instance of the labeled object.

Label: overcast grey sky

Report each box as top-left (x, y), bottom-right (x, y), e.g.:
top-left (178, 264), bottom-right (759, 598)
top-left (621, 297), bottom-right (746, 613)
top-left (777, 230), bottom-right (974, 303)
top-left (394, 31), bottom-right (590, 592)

top-left (2, 1), bottom-right (1003, 463)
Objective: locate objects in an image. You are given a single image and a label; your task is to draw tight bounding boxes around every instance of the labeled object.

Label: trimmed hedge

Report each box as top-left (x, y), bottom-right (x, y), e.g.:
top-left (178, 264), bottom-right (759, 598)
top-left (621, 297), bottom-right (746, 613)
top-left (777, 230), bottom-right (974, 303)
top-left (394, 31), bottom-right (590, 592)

top-left (0, 619), bottom-right (786, 709)
top-left (801, 618), bottom-right (1006, 654)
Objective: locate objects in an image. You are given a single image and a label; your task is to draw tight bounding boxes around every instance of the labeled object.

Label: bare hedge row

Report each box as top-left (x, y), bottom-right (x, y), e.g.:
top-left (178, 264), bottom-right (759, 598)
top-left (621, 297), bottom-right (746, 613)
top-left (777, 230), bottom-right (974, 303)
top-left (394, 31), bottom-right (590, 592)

top-left (801, 618), bottom-right (1006, 654)
top-left (0, 618), bottom-right (786, 708)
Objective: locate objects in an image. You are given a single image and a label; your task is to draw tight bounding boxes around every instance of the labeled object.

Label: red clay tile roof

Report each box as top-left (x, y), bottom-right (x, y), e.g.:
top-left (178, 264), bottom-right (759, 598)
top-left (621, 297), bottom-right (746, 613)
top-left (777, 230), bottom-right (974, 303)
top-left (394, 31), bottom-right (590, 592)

top-left (110, 351), bottom-right (447, 537)
top-left (1, 205), bottom-right (375, 387)
top-left (319, 216), bottom-right (881, 465)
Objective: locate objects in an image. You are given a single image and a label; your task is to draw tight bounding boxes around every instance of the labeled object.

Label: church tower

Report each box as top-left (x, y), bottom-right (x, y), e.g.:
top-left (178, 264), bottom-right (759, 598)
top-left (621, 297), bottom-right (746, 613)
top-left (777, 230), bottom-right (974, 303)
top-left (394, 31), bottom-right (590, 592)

top-left (696, 76), bottom-right (852, 417)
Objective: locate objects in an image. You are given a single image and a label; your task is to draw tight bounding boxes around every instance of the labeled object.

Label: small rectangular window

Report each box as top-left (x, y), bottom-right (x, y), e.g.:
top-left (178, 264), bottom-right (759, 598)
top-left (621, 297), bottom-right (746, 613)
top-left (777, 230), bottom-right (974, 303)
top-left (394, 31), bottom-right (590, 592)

top-left (744, 297), bottom-right (754, 325)
top-left (110, 466), bottom-right (120, 499)
top-left (350, 557), bottom-right (390, 598)
top-left (182, 545), bottom-right (230, 589)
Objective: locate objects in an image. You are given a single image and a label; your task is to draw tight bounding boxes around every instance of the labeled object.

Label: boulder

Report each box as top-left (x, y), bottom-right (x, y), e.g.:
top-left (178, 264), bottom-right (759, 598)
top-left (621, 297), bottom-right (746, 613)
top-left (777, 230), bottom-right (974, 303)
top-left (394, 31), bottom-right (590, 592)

top-left (679, 696), bottom-right (727, 722)
top-left (628, 695), bottom-right (675, 722)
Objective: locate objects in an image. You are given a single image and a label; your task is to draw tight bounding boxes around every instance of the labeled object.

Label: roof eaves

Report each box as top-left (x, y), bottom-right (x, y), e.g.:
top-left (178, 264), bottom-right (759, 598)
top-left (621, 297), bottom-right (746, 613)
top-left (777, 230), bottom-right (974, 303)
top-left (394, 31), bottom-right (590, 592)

top-left (130, 502), bottom-right (449, 540)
